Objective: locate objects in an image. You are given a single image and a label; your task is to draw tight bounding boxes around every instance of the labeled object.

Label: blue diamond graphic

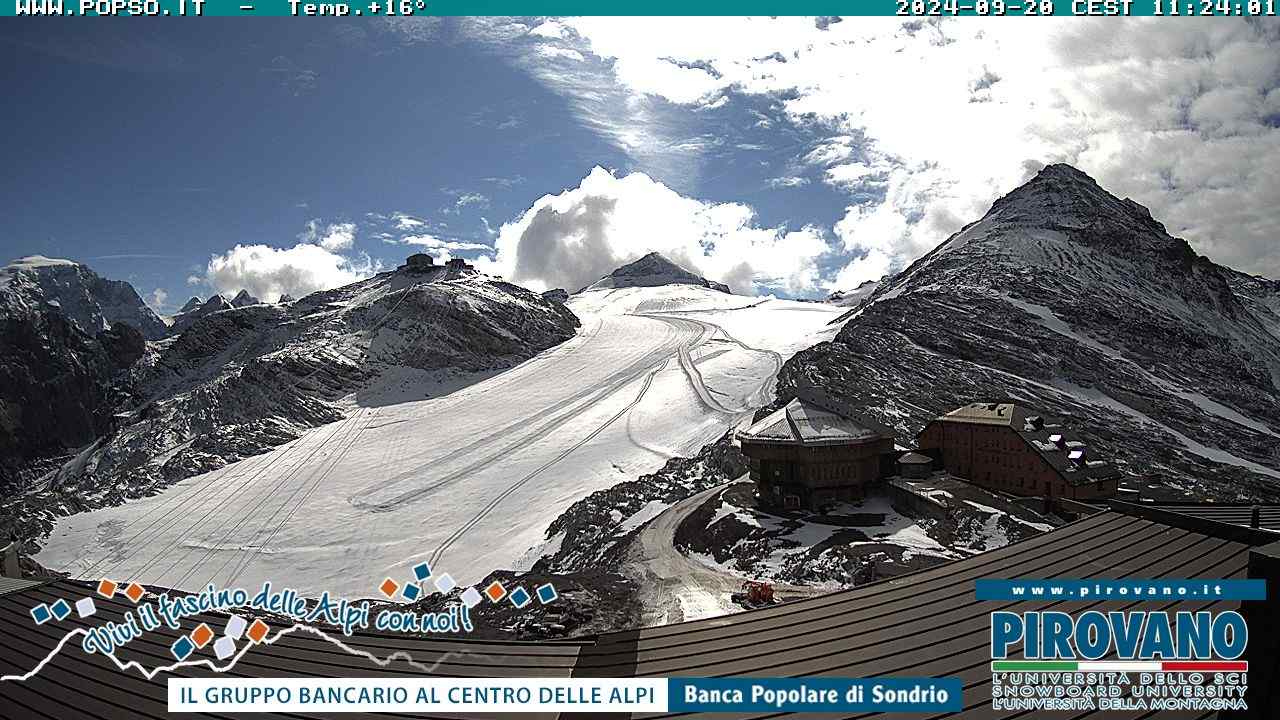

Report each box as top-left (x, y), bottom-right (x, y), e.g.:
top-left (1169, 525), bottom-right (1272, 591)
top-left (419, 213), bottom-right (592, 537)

top-left (30, 604), bottom-right (51, 625)
top-left (171, 636), bottom-right (195, 661)
top-left (509, 587), bottom-right (531, 609)
top-left (536, 583), bottom-right (558, 604)
top-left (413, 562), bottom-right (431, 581)
top-left (49, 599), bottom-right (71, 621)
top-left (402, 583), bottom-right (420, 601)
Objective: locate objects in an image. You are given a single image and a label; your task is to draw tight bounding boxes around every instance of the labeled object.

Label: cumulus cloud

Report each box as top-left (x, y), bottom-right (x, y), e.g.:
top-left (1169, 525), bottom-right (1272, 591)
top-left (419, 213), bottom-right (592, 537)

top-left (476, 166), bottom-right (831, 295)
top-left (146, 288), bottom-right (168, 312)
top-left (203, 243), bottom-right (381, 303)
top-left (320, 223), bottom-right (356, 251)
top-left (540, 17), bottom-right (1280, 282)
top-left (824, 163), bottom-right (883, 191)
top-left (299, 219), bottom-right (357, 251)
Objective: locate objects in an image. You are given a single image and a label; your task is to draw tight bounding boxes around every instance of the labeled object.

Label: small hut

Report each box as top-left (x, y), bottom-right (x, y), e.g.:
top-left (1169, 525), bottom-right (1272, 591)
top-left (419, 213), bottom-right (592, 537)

top-left (403, 253), bottom-right (435, 273)
top-left (897, 451), bottom-right (934, 479)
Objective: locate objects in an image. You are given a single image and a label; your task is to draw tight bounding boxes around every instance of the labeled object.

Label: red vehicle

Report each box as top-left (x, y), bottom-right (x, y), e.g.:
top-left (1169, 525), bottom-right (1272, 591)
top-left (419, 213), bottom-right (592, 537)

top-left (733, 580), bottom-right (776, 608)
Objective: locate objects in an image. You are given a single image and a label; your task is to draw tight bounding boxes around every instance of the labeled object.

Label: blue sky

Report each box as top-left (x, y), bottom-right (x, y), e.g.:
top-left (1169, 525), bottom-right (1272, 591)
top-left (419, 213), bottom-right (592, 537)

top-left (3, 18), bottom-right (1277, 308)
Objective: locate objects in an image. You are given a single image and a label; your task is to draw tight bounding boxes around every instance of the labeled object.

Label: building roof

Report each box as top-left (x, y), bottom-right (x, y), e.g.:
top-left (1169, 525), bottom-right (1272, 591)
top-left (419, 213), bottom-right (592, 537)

top-left (737, 395), bottom-right (893, 447)
top-left (0, 576), bottom-right (45, 597)
top-left (939, 401), bottom-right (1020, 425)
top-left (0, 506), bottom-right (1266, 719)
top-left (929, 402), bottom-right (1121, 486)
top-left (1145, 503), bottom-right (1280, 532)
top-left (898, 451), bottom-right (933, 465)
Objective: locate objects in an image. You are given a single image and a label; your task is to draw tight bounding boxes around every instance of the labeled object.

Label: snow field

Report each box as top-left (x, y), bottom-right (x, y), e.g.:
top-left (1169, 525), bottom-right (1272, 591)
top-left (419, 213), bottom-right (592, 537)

top-left (38, 285), bottom-right (844, 595)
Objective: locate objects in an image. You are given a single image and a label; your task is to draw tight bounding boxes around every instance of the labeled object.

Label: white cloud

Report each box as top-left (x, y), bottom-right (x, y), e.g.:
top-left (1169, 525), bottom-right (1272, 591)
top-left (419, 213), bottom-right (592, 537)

top-left (767, 176), bottom-right (809, 188)
top-left (439, 190), bottom-right (491, 215)
top-left (299, 219), bottom-right (357, 252)
top-left (545, 17), bottom-right (1280, 281)
top-left (456, 192), bottom-right (488, 209)
top-left (830, 249), bottom-right (891, 291)
top-left (530, 21), bottom-right (567, 39)
top-left (824, 162), bottom-right (884, 191)
top-left (537, 46), bottom-right (585, 62)
top-left (476, 166), bottom-right (832, 295)
top-left (393, 213), bottom-right (425, 230)
top-left (203, 243), bottom-right (381, 303)
top-left (400, 234), bottom-right (491, 252)
top-left (146, 287), bottom-right (168, 312)
top-left (319, 222), bottom-right (356, 252)
top-left (461, 17), bottom-right (711, 187)
top-left (803, 136), bottom-right (857, 167)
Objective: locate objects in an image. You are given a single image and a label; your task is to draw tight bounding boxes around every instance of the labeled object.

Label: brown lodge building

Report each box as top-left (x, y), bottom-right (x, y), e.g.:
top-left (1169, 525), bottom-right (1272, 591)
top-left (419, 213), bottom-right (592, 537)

top-left (738, 395), bottom-right (1121, 511)
top-left (917, 402), bottom-right (1121, 500)
top-left (737, 391), bottom-right (896, 510)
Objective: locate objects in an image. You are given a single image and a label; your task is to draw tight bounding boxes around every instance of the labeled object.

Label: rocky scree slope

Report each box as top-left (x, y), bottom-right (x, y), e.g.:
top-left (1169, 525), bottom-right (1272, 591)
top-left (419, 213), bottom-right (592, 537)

top-left (781, 164), bottom-right (1280, 501)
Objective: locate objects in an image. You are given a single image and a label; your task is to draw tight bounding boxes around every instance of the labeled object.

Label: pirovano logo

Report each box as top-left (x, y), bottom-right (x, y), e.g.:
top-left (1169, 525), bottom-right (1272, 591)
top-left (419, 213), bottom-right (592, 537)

top-left (981, 579), bottom-right (1259, 713)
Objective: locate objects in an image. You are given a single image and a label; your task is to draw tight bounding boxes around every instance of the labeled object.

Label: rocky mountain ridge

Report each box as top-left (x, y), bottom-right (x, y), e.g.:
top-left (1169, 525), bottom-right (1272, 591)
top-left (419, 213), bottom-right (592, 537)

top-left (781, 164), bottom-right (1280, 501)
top-left (0, 256), bottom-right (167, 340)
top-left (2, 261), bottom-right (581, 548)
top-left (0, 257), bottom-right (159, 491)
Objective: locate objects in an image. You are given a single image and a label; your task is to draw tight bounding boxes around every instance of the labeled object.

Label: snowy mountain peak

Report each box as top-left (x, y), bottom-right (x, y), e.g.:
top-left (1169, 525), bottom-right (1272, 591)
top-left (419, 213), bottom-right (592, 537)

top-left (5, 254), bottom-right (79, 271)
top-left (230, 289), bottom-right (260, 307)
top-left (982, 163), bottom-right (1168, 243)
top-left (0, 255), bottom-right (167, 340)
top-left (791, 167), bottom-right (1280, 503)
top-left (584, 252), bottom-right (731, 294)
top-left (169, 293), bottom-right (233, 334)
top-left (202, 294), bottom-right (233, 312)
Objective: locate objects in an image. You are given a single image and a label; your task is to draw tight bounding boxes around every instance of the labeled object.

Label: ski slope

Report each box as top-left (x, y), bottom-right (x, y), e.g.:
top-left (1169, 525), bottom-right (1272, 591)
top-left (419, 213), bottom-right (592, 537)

top-left (37, 286), bottom-right (845, 596)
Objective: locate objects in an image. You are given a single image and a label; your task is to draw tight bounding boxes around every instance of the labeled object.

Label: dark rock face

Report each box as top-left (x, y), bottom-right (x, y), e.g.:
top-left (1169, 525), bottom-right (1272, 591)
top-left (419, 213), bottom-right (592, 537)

top-left (98, 321), bottom-right (146, 370)
top-left (0, 311), bottom-right (109, 490)
top-left (0, 259), bottom-right (161, 494)
top-left (583, 251), bottom-right (732, 294)
top-left (780, 164), bottom-right (1280, 502)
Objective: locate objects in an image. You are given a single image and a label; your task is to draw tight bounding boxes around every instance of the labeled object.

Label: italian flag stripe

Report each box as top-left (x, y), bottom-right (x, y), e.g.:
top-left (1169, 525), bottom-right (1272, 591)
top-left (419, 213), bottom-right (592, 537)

top-left (992, 660), bottom-right (1247, 672)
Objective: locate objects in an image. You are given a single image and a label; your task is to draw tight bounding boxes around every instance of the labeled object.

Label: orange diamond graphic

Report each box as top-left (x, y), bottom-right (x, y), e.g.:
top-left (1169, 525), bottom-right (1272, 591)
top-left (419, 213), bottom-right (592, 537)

top-left (97, 579), bottom-right (117, 599)
top-left (378, 578), bottom-right (399, 599)
top-left (247, 619), bottom-right (269, 644)
top-left (484, 581), bottom-right (507, 602)
top-left (191, 623), bottom-right (214, 648)
top-left (123, 583), bottom-right (145, 603)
